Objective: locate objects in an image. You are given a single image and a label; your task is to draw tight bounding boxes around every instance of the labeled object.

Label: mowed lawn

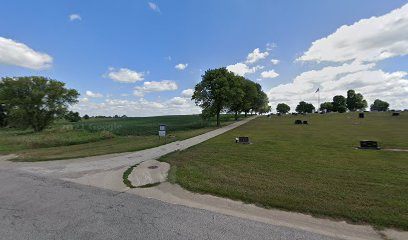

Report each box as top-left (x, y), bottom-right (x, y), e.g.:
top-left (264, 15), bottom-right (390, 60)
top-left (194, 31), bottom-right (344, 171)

top-left (0, 114), bottom-right (237, 161)
top-left (160, 112), bottom-right (408, 230)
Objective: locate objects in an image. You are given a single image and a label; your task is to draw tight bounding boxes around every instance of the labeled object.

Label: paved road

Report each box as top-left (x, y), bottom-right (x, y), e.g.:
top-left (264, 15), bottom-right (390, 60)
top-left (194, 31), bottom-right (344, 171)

top-left (0, 169), bottom-right (337, 240)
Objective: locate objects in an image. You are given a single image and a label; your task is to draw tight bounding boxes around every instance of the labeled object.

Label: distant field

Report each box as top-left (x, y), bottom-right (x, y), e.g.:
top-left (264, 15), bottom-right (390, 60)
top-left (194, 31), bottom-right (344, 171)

top-left (160, 112), bottom-right (408, 230)
top-left (0, 114), bottom-right (238, 161)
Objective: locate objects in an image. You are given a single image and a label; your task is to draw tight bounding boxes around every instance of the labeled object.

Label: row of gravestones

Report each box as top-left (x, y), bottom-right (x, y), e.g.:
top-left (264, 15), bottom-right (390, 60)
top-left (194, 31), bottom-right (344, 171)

top-left (359, 112), bottom-right (400, 118)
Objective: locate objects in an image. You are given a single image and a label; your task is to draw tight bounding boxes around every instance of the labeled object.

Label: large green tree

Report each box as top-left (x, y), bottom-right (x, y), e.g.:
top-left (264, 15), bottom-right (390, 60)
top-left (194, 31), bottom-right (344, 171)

top-left (192, 68), bottom-right (236, 127)
top-left (276, 103), bottom-right (290, 114)
top-left (227, 75), bottom-right (245, 120)
top-left (240, 79), bottom-right (258, 117)
top-left (0, 76), bottom-right (79, 131)
top-left (332, 95), bottom-right (347, 113)
top-left (295, 101), bottom-right (315, 113)
top-left (320, 102), bottom-right (334, 112)
top-left (370, 99), bottom-right (389, 111)
top-left (346, 89), bottom-right (367, 111)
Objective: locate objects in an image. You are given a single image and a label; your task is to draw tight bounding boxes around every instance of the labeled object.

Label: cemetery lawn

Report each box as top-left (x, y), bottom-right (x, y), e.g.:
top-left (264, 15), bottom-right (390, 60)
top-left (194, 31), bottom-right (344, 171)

top-left (160, 112), bottom-right (408, 230)
top-left (0, 114), bottom-right (237, 162)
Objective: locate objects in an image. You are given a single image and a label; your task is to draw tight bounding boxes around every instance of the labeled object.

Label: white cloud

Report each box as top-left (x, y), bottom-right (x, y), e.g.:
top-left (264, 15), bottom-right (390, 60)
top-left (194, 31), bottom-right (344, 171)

top-left (148, 2), bottom-right (160, 12)
top-left (270, 59), bottom-right (280, 65)
top-left (266, 42), bottom-right (277, 51)
top-left (133, 80), bottom-right (178, 97)
top-left (297, 4), bottom-right (408, 63)
top-left (226, 63), bottom-right (263, 76)
top-left (85, 90), bottom-right (103, 98)
top-left (69, 14), bottom-right (81, 21)
top-left (181, 89), bottom-right (194, 98)
top-left (175, 63), bottom-right (188, 70)
top-left (261, 70), bottom-right (279, 79)
top-left (0, 37), bottom-right (53, 70)
top-left (107, 68), bottom-right (144, 83)
top-left (246, 48), bottom-right (269, 64)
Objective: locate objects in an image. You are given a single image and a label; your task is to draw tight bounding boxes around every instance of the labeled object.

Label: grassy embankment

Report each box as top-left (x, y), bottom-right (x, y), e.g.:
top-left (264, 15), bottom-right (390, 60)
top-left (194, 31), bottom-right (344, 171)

top-left (160, 112), bottom-right (408, 230)
top-left (0, 114), bottom-right (238, 161)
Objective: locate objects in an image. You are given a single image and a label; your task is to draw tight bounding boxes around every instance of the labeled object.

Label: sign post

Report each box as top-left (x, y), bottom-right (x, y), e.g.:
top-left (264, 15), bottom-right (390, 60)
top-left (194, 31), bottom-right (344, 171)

top-left (159, 124), bottom-right (167, 141)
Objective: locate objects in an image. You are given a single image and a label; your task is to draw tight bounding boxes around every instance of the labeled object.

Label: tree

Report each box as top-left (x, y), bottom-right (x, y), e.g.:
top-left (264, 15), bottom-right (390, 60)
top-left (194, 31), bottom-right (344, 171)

top-left (295, 101), bottom-right (315, 113)
top-left (346, 89), bottom-right (367, 111)
top-left (240, 79), bottom-right (258, 117)
top-left (227, 75), bottom-right (245, 120)
top-left (332, 95), bottom-right (347, 113)
top-left (320, 102), bottom-right (334, 112)
top-left (252, 83), bottom-right (269, 115)
top-left (370, 99), bottom-right (389, 111)
top-left (83, 114), bottom-right (90, 120)
top-left (0, 76), bottom-right (79, 131)
top-left (276, 103), bottom-right (290, 114)
top-left (65, 111), bottom-right (81, 122)
top-left (0, 104), bottom-right (7, 127)
top-left (192, 68), bottom-right (236, 127)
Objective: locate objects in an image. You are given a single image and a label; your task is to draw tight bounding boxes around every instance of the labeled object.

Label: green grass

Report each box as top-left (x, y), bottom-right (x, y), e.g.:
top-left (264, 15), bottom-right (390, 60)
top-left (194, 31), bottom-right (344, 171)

top-left (160, 112), bottom-right (408, 230)
top-left (0, 114), bottom-right (239, 161)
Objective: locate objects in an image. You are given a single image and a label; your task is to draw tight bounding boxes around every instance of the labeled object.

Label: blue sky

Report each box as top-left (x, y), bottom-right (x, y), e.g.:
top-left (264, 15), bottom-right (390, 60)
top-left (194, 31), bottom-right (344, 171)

top-left (0, 0), bottom-right (407, 116)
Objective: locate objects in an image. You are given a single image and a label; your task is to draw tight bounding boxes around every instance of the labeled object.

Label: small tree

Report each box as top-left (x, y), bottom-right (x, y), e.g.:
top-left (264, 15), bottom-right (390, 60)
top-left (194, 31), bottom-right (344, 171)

top-left (295, 101), bottom-right (315, 113)
top-left (320, 102), bottom-right (334, 112)
top-left (370, 99), bottom-right (389, 111)
top-left (65, 111), bottom-right (81, 122)
top-left (346, 89), bottom-right (367, 111)
top-left (83, 114), bottom-right (90, 120)
top-left (0, 76), bottom-right (79, 131)
top-left (276, 103), bottom-right (290, 114)
top-left (332, 95), bottom-right (347, 113)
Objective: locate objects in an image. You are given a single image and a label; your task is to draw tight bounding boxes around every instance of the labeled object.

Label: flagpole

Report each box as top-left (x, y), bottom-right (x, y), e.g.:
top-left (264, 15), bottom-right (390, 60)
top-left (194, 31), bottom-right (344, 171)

top-left (318, 90), bottom-right (320, 112)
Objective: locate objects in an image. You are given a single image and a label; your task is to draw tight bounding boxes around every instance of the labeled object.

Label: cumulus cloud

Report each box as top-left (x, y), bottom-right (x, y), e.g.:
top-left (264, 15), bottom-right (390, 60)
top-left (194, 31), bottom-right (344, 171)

top-left (270, 59), bottom-right (280, 65)
top-left (226, 63), bottom-right (263, 76)
top-left (107, 68), bottom-right (144, 83)
top-left (261, 70), bottom-right (279, 79)
top-left (133, 80), bottom-right (178, 97)
top-left (148, 2), bottom-right (160, 12)
top-left (85, 90), bottom-right (103, 98)
top-left (181, 88), bottom-right (194, 98)
top-left (268, 4), bottom-right (408, 111)
top-left (69, 14), bottom-right (81, 21)
top-left (0, 37), bottom-right (53, 70)
top-left (175, 63), bottom-right (188, 70)
top-left (246, 48), bottom-right (269, 64)
top-left (297, 4), bottom-right (408, 63)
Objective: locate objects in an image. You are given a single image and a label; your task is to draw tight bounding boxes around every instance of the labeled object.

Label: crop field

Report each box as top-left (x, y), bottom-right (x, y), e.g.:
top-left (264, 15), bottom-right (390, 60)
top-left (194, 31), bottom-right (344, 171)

top-left (160, 112), bottom-right (408, 230)
top-left (0, 114), bottom-right (238, 161)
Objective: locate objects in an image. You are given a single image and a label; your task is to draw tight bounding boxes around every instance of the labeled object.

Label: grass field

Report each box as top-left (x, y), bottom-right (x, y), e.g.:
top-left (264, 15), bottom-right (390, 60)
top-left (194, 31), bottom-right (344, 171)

top-left (0, 114), bottom-right (238, 161)
top-left (160, 112), bottom-right (408, 230)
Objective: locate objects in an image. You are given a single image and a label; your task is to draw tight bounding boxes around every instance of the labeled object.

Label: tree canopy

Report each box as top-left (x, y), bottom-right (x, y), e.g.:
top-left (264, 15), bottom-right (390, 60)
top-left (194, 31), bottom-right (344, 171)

top-left (370, 99), bottom-right (389, 111)
top-left (192, 68), bottom-right (269, 126)
top-left (320, 102), bottom-right (333, 112)
top-left (0, 76), bottom-right (79, 131)
top-left (346, 89), bottom-right (367, 111)
top-left (332, 95), bottom-right (347, 113)
top-left (295, 101), bottom-right (315, 113)
top-left (276, 103), bottom-right (290, 114)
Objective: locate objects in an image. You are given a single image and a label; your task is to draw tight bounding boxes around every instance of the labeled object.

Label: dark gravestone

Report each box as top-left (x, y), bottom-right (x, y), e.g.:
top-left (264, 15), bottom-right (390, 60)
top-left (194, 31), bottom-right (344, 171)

top-left (359, 113), bottom-right (364, 118)
top-left (303, 121), bottom-right (308, 124)
top-left (294, 120), bottom-right (302, 125)
top-left (236, 136), bottom-right (250, 144)
top-left (392, 112), bottom-right (400, 116)
top-left (359, 140), bottom-right (380, 150)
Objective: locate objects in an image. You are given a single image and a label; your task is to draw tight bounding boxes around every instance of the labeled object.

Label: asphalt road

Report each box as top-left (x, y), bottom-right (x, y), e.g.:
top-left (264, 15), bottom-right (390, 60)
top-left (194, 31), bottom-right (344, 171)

top-left (0, 169), bottom-right (338, 240)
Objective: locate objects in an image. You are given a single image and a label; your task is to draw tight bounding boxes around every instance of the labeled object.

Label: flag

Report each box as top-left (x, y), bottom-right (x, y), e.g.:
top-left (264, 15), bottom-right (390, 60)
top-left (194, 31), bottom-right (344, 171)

top-left (315, 88), bottom-right (320, 93)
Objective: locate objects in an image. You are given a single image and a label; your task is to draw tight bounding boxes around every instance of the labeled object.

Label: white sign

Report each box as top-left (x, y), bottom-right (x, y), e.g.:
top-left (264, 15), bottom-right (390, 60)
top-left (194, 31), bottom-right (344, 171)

top-left (159, 125), bottom-right (166, 131)
top-left (159, 130), bottom-right (166, 137)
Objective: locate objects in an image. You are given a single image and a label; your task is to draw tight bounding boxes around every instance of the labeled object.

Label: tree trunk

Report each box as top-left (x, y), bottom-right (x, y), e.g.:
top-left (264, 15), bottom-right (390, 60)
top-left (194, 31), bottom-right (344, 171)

top-left (216, 111), bottom-right (220, 127)
top-left (234, 111), bottom-right (238, 121)
top-left (245, 112), bottom-right (247, 117)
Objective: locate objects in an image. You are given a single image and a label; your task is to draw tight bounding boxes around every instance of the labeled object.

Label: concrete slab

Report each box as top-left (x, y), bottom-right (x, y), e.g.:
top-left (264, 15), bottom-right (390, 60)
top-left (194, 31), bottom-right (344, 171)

top-left (128, 159), bottom-right (170, 187)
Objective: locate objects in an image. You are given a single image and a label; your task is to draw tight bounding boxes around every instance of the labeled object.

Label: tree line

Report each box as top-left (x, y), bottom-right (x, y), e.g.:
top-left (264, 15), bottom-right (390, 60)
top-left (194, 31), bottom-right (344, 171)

top-left (276, 89), bottom-right (390, 114)
top-left (192, 68), bottom-right (270, 126)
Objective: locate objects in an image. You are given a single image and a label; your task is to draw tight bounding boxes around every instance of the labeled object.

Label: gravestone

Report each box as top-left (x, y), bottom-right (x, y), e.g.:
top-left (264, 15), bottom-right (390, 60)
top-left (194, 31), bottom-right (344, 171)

top-left (359, 140), bottom-right (380, 150)
top-left (294, 120), bottom-right (302, 124)
top-left (303, 120), bottom-right (308, 124)
top-left (235, 137), bottom-right (250, 144)
top-left (392, 112), bottom-right (400, 116)
top-left (359, 113), bottom-right (364, 118)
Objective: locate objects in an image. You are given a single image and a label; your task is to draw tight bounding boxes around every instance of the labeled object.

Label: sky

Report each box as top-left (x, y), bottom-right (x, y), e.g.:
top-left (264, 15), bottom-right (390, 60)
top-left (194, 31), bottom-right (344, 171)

top-left (0, 0), bottom-right (407, 116)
